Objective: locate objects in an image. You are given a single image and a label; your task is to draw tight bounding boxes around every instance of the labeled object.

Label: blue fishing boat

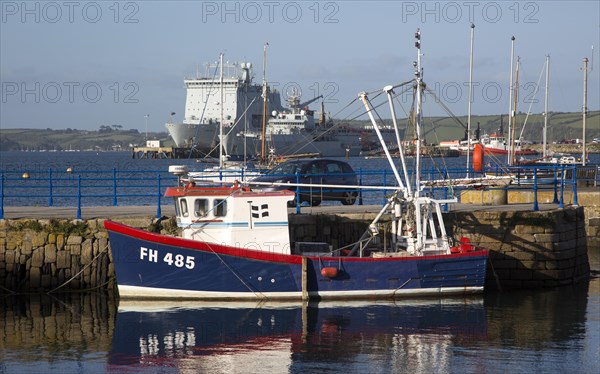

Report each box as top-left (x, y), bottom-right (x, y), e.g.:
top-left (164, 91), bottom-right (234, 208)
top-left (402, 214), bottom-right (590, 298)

top-left (105, 30), bottom-right (489, 300)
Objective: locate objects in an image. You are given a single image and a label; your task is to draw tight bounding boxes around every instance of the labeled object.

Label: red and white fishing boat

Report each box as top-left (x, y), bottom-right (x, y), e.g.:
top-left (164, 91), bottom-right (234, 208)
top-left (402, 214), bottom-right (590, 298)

top-left (104, 30), bottom-right (489, 301)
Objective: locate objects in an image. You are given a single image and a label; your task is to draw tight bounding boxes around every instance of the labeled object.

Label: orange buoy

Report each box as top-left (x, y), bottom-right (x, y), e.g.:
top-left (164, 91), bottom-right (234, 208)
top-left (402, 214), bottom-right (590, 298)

top-left (320, 267), bottom-right (339, 278)
top-left (473, 143), bottom-right (484, 172)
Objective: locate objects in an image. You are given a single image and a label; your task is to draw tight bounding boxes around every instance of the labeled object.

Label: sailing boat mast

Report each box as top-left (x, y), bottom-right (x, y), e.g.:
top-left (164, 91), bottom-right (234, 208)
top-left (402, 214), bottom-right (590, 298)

top-left (414, 28), bottom-right (423, 195)
top-left (466, 23), bottom-right (475, 178)
top-left (543, 55), bottom-right (550, 158)
top-left (582, 56), bottom-right (589, 166)
top-left (507, 36), bottom-right (516, 164)
top-left (219, 53), bottom-right (224, 168)
top-left (260, 43), bottom-right (268, 163)
top-left (510, 57), bottom-right (520, 165)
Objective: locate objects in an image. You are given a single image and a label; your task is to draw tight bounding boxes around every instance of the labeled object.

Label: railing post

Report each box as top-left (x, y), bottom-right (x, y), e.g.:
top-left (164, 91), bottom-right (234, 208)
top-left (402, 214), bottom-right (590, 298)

top-left (552, 164), bottom-right (559, 204)
top-left (48, 168), bottom-right (53, 207)
top-left (559, 164), bottom-right (565, 208)
top-left (0, 174), bottom-right (4, 220)
top-left (572, 165), bottom-right (578, 206)
top-left (112, 168), bottom-right (118, 206)
top-left (156, 174), bottom-right (162, 218)
top-left (295, 171), bottom-right (301, 214)
top-left (533, 168), bottom-right (539, 211)
top-left (358, 168), bottom-right (363, 206)
top-left (76, 175), bottom-right (82, 220)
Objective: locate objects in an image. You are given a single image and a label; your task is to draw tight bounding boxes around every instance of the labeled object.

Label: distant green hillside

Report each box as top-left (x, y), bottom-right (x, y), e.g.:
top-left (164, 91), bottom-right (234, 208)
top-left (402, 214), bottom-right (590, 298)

top-left (340, 110), bottom-right (600, 144)
top-left (0, 127), bottom-right (174, 152)
top-left (1, 110), bottom-right (598, 151)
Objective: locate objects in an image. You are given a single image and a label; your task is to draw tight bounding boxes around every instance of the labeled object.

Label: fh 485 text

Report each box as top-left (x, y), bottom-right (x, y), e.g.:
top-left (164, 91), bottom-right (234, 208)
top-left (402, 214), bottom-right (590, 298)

top-left (140, 247), bottom-right (195, 269)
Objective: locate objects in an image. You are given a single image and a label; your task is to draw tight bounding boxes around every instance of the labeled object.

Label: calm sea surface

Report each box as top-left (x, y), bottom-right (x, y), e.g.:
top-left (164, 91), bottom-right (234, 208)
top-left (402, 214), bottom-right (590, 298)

top-left (0, 151), bottom-right (599, 373)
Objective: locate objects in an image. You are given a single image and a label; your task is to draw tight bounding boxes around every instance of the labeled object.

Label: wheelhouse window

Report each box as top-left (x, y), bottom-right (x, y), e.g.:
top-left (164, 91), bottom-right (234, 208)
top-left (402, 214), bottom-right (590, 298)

top-left (174, 198), bottom-right (181, 217)
top-left (214, 199), bottom-right (227, 217)
top-left (194, 199), bottom-right (208, 217)
top-left (180, 199), bottom-right (189, 217)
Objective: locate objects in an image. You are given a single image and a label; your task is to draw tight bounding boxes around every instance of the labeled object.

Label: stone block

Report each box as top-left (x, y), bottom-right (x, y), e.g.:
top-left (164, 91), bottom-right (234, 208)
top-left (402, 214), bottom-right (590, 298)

top-left (68, 244), bottom-right (81, 256)
top-left (553, 239), bottom-right (577, 252)
top-left (21, 240), bottom-right (33, 255)
top-left (521, 260), bottom-right (546, 270)
top-left (67, 235), bottom-right (83, 245)
top-left (56, 234), bottom-right (64, 250)
top-left (57, 251), bottom-right (71, 269)
top-left (514, 224), bottom-right (544, 235)
top-left (81, 239), bottom-right (93, 265)
top-left (5, 250), bottom-right (15, 264)
top-left (31, 247), bottom-right (44, 268)
top-left (45, 244), bottom-right (57, 263)
top-left (48, 233), bottom-right (56, 244)
top-left (534, 233), bottom-right (560, 243)
top-left (31, 231), bottom-right (47, 248)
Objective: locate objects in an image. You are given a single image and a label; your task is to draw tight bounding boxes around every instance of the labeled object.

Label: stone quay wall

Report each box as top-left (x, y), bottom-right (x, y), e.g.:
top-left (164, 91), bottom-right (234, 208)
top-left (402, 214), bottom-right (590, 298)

top-left (0, 206), bottom-right (592, 293)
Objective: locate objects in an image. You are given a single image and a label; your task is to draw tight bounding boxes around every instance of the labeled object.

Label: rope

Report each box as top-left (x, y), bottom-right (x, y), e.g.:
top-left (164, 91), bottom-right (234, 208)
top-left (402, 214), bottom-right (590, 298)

top-left (47, 243), bottom-right (109, 294)
top-left (204, 241), bottom-right (269, 300)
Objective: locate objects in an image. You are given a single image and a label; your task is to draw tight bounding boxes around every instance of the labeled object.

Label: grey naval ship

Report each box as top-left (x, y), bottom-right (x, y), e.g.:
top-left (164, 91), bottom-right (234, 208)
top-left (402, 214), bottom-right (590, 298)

top-left (165, 59), bottom-right (398, 159)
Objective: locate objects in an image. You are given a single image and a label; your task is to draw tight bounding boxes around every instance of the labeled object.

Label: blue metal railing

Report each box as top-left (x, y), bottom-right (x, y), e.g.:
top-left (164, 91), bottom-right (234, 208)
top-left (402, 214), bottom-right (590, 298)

top-left (0, 164), bottom-right (580, 219)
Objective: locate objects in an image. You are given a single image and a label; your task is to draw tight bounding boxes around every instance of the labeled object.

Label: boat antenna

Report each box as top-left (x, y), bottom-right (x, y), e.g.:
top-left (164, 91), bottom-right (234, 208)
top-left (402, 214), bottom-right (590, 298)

top-left (466, 23), bottom-right (475, 178)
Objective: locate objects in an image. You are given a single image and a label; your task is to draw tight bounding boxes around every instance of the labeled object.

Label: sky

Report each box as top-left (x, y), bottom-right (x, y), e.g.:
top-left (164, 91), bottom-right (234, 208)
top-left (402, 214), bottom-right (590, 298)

top-left (1, 0), bottom-right (599, 133)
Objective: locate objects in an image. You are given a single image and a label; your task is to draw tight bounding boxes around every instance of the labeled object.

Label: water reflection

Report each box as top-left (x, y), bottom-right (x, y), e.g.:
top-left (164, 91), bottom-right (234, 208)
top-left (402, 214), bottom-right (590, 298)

top-left (0, 281), bottom-right (596, 373)
top-left (107, 298), bottom-right (487, 373)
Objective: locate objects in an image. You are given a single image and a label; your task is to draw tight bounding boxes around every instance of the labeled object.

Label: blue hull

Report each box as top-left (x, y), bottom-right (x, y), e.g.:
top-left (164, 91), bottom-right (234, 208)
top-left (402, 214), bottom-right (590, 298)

top-left (105, 221), bottom-right (488, 300)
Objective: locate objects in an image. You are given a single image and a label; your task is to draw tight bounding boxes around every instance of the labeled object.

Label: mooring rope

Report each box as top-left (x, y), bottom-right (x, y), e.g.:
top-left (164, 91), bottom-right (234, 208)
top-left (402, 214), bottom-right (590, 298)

top-left (47, 243), bottom-right (109, 294)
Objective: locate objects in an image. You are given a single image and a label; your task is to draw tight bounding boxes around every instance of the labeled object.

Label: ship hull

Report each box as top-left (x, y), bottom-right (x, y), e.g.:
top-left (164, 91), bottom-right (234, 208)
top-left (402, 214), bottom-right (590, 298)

top-left (105, 221), bottom-right (488, 300)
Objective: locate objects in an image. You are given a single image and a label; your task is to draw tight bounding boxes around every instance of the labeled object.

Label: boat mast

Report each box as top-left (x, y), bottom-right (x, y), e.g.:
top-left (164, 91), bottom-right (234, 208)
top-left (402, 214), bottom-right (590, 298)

top-left (582, 56), bottom-right (589, 166)
top-left (260, 43), bottom-right (268, 163)
top-left (507, 36), bottom-right (515, 164)
top-left (219, 53), bottom-right (224, 168)
top-left (415, 28), bottom-right (423, 195)
top-left (543, 55), bottom-right (550, 158)
top-left (510, 57), bottom-right (520, 165)
top-left (466, 23), bottom-right (475, 178)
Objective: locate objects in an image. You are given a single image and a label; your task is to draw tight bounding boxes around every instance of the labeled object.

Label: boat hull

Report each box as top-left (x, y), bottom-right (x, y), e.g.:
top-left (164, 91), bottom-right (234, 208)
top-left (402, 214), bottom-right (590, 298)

top-left (105, 221), bottom-right (488, 300)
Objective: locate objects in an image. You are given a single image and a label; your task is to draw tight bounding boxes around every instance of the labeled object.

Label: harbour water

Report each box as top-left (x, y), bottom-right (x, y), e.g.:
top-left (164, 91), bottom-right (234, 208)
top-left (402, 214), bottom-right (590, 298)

top-left (0, 151), bottom-right (599, 373)
top-left (0, 248), bottom-right (597, 374)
